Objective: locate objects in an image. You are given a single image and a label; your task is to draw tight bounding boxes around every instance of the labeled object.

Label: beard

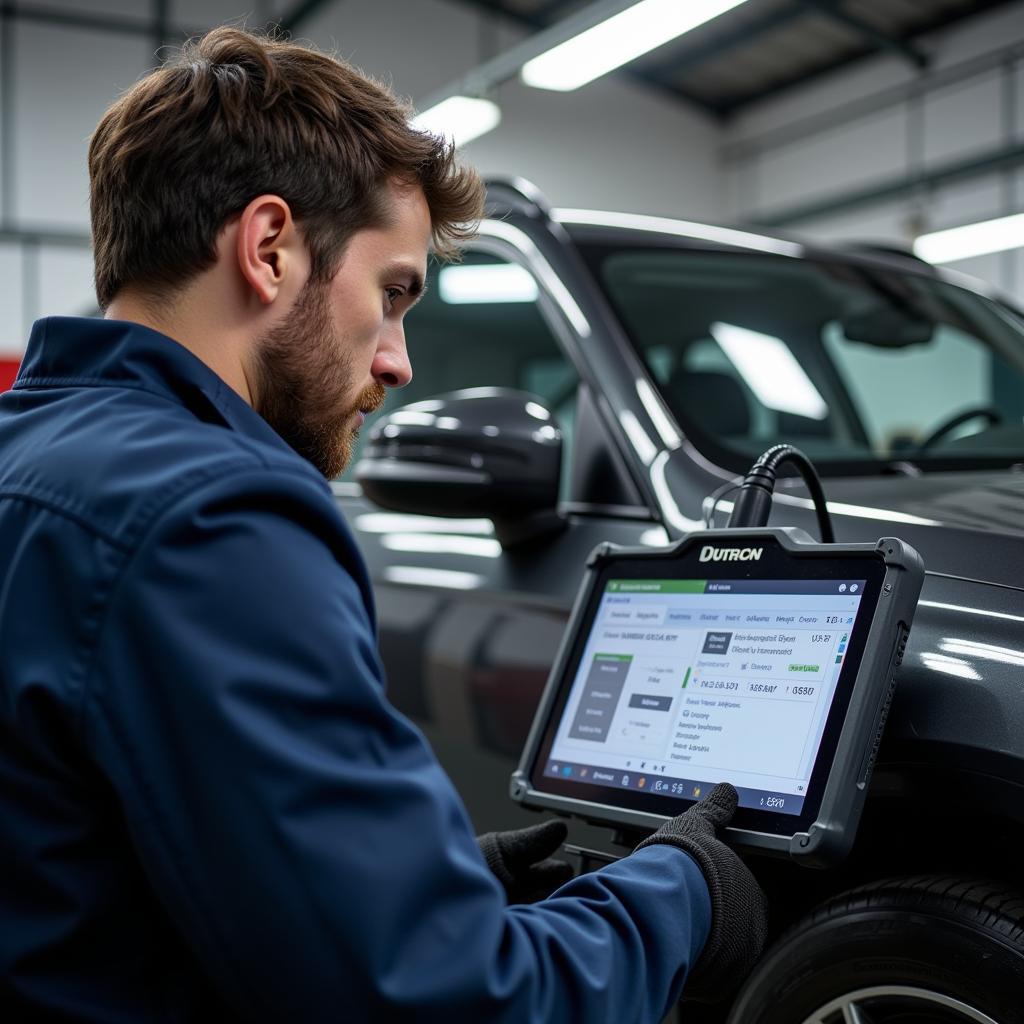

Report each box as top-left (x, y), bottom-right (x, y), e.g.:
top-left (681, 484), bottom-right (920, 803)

top-left (249, 278), bottom-right (385, 479)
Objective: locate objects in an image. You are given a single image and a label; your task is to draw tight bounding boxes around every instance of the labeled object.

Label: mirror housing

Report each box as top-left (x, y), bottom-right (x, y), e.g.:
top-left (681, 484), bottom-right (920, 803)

top-left (841, 307), bottom-right (934, 347)
top-left (355, 388), bottom-right (565, 546)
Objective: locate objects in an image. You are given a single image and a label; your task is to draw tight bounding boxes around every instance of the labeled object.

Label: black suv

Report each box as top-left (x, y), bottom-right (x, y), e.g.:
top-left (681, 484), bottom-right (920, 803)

top-left (339, 180), bottom-right (1024, 1022)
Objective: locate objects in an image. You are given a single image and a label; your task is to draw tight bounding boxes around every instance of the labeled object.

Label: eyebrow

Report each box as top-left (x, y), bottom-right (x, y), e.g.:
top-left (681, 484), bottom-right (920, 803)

top-left (387, 263), bottom-right (428, 305)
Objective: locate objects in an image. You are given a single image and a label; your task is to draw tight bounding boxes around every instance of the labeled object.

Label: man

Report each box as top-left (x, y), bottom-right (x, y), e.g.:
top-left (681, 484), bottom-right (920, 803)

top-left (0, 27), bottom-right (766, 1022)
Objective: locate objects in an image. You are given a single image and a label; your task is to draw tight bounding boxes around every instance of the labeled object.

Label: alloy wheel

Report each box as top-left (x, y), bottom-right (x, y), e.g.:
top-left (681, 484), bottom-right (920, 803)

top-left (801, 985), bottom-right (1000, 1024)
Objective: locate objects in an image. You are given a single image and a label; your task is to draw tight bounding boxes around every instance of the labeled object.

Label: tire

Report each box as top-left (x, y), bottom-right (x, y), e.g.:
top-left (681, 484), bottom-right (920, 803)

top-left (727, 876), bottom-right (1024, 1024)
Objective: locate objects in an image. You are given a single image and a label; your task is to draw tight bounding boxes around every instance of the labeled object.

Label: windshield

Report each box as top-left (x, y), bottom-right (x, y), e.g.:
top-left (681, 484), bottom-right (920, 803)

top-left (587, 245), bottom-right (1024, 473)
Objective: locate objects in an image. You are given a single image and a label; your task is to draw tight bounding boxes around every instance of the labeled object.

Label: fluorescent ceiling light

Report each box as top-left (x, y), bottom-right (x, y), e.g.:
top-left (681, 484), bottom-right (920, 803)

top-left (412, 96), bottom-right (500, 147)
top-left (521, 0), bottom-right (749, 92)
top-left (710, 322), bottom-right (829, 420)
top-left (914, 212), bottom-right (1024, 264)
top-left (438, 264), bottom-right (538, 304)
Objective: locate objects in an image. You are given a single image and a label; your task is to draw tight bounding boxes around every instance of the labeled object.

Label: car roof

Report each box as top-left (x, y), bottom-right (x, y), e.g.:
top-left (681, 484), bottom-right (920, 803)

top-left (480, 177), bottom-right (1013, 306)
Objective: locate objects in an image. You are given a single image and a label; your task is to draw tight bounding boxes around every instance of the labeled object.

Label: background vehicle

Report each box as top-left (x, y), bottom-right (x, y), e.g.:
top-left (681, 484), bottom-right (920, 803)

top-left (339, 180), bottom-right (1024, 1020)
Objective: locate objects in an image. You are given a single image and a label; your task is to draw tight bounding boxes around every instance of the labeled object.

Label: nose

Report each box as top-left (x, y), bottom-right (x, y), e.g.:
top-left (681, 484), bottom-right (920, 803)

top-left (372, 326), bottom-right (413, 389)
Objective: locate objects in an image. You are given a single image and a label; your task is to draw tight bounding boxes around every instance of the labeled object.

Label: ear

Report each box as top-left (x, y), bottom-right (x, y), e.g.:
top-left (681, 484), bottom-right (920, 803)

top-left (235, 195), bottom-right (303, 305)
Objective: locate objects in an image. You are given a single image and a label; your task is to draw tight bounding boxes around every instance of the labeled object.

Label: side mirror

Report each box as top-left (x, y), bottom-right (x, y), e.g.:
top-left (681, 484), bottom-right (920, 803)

top-left (355, 388), bottom-right (565, 546)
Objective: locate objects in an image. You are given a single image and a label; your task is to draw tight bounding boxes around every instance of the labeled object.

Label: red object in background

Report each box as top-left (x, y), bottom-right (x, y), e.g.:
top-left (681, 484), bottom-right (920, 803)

top-left (0, 358), bottom-right (22, 392)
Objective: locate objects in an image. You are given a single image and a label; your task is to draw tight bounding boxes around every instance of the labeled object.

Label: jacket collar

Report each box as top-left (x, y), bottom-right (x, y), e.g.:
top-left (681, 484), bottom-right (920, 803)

top-left (17, 316), bottom-right (294, 456)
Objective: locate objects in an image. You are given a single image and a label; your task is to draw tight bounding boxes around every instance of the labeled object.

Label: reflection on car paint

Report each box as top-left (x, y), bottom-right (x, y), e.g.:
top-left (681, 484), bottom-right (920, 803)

top-left (382, 566), bottom-right (485, 590)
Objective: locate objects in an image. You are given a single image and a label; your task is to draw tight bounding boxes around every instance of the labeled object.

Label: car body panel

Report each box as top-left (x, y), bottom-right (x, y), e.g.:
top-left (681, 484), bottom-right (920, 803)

top-left (339, 188), bottom-right (1024, 847)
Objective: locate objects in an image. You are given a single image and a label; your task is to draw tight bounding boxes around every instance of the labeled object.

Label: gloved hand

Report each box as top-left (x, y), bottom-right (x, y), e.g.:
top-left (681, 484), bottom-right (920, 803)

top-left (635, 782), bottom-right (767, 1001)
top-left (477, 819), bottom-right (574, 904)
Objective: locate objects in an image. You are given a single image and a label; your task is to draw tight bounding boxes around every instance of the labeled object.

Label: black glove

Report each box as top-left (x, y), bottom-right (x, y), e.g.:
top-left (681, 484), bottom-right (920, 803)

top-left (634, 782), bottom-right (767, 1001)
top-left (477, 820), bottom-right (574, 904)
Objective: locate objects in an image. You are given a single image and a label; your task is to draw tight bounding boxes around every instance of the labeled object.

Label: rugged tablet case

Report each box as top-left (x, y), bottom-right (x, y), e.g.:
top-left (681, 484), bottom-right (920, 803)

top-left (510, 527), bottom-right (924, 867)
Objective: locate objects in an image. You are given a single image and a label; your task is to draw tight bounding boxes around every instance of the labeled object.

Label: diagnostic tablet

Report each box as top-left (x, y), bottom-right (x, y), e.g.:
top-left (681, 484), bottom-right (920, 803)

top-left (511, 528), bottom-right (923, 866)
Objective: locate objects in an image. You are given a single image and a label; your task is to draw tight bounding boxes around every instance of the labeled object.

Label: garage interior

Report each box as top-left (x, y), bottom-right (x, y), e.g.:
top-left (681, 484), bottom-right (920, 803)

top-left (2, 3), bottom-right (1024, 1022)
top-left (1, 0), bottom-right (1022, 381)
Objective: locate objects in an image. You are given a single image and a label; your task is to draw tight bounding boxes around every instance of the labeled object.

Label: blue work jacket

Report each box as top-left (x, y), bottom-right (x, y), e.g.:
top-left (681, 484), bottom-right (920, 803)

top-left (0, 316), bottom-right (711, 1022)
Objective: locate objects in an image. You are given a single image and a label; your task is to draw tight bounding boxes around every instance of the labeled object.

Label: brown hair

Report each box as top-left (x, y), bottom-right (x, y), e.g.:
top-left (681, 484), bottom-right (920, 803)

top-left (88, 27), bottom-right (483, 309)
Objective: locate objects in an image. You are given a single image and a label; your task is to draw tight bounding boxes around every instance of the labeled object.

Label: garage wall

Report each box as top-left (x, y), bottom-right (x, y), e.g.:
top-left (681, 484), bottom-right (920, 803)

top-left (722, 3), bottom-right (1024, 302)
top-left (0, 0), bottom-right (722, 364)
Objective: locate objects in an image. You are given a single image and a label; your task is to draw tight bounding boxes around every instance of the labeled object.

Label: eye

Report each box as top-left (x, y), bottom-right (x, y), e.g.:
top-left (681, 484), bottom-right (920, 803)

top-left (384, 287), bottom-right (404, 311)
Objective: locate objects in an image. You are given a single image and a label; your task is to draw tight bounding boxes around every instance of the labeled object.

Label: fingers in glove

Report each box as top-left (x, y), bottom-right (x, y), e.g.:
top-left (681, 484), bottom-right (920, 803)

top-left (500, 819), bottom-right (568, 870)
top-left (476, 831), bottom-right (514, 888)
top-left (532, 858), bottom-right (574, 890)
top-left (692, 782), bottom-right (737, 830)
top-left (513, 858), bottom-right (575, 904)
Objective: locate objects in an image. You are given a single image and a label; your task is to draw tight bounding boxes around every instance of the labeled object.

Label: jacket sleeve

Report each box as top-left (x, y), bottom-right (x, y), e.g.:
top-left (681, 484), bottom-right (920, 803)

top-left (82, 467), bottom-right (711, 1023)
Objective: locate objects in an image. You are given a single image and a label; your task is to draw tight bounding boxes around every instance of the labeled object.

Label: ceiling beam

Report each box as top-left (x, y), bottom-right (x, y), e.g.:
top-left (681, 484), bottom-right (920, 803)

top-left (799, 0), bottom-right (929, 69)
top-left (725, 38), bottom-right (1024, 158)
top-left (642, 2), bottom-right (808, 80)
top-left (752, 141), bottom-right (1024, 227)
top-left (0, 224), bottom-right (92, 248)
top-left (719, 0), bottom-right (1020, 116)
top-left (530, 0), bottom-right (577, 23)
top-left (0, 1), bottom-right (179, 39)
top-left (443, 0), bottom-right (726, 117)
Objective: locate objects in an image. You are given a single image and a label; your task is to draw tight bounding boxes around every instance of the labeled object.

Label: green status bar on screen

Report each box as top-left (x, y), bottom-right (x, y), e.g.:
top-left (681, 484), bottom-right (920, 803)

top-left (607, 580), bottom-right (707, 594)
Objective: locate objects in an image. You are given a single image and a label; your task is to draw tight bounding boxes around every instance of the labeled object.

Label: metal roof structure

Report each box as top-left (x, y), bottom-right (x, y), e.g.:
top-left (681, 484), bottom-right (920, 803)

top-left (1, 1), bottom-right (1016, 118)
top-left (451, 0), bottom-right (1021, 116)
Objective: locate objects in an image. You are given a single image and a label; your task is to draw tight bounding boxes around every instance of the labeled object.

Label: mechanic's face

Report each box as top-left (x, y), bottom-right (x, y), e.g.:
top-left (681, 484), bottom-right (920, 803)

top-left (251, 183), bottom-right (430, 478)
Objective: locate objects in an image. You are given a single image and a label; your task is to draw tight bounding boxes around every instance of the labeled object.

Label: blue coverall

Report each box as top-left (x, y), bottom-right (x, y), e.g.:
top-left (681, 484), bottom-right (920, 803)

top-left (0, 317), bottom-right (711, 1022)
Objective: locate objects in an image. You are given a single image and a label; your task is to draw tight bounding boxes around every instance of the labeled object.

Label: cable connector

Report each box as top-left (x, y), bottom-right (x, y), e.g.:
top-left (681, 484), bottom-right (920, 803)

top-left (727, 443), bottom-right (834, 543)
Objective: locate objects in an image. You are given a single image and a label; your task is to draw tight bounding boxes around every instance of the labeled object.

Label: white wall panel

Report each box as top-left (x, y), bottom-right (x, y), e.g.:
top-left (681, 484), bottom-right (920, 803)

top-left (940, 252), bottom-right (1004, 294)
top-left (0, 14), bottom-right (7, 219)
top-left (922, 70), bottom-right (1003, 167)
top-left (297, 0), bottom-right (721, 217)
top-left (22, 0), bottom-right (152, 19)
top-left (13, 21), bottom-right (150, 229)
top-left (785, 199), bottom-right (912, 247)
top-left (729, 54), bottom-right (910, 144)
top-left (925, 175), bottom-right (1005, 232)
top-left (0, 0), bottom-right (724, 350)
top-left (730, 3), bottom-right (1024, 150)
top-left (301, 0), bottom-right (483, 101)
top-left (932, 4), bottom-right (1024, 66)
top-left (463, 75), bottom-right (720, 218)
top-left (725, 4), bottom-right (1024, 300)
top-left (172, 1), bottom-right (274, 33)
top-left (755, 107), bottom-right (906, 215)
top-left (0, 245), bottom-right (24, 354)
top-left (38, 248), bottom-right (98, 320)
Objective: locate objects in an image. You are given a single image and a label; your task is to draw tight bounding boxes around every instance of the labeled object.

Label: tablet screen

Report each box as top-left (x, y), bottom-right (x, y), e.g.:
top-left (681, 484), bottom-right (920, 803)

top-left (539, 575), bottom-right (867, 820)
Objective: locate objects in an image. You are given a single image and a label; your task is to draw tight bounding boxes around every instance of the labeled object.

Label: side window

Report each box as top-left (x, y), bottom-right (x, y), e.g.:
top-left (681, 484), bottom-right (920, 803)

top-left (343, 250), bottom-right (578, 494)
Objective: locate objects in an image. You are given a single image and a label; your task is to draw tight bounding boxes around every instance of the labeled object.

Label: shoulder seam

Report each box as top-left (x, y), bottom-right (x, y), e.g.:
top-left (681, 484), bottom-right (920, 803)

top-left (0, 487), bottom-right (131, 550)
top-left (73, 459), bottom-right (333, 740)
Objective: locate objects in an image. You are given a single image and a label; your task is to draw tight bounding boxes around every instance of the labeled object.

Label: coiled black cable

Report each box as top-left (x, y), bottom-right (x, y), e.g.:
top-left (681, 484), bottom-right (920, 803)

top-left (726, 443), bottom-right (835, 543)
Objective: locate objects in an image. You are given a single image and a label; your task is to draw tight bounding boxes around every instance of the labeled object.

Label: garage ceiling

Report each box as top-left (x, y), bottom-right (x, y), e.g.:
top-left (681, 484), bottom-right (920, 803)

top-left (3, 0), bottom-right (1019, 118)
top-left (455, 0), bottom-right (1021, 116)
